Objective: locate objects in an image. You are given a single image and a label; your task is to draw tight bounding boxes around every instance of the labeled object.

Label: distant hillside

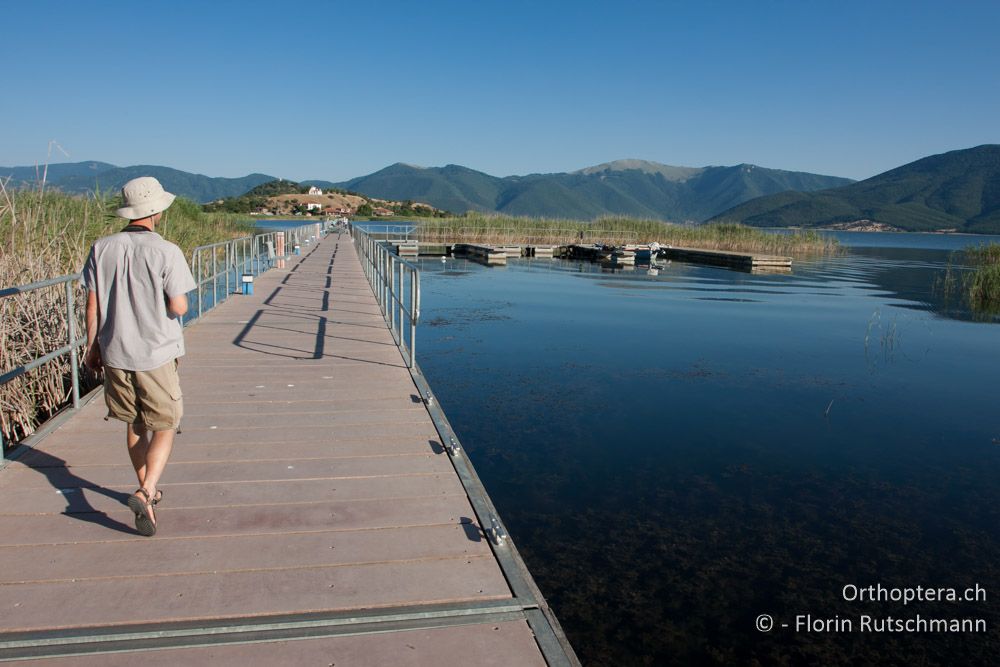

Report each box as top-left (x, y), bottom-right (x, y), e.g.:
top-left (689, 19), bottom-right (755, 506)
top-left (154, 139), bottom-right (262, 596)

top-left (0, 161), bottom-right (115, 187)
top-left (710, 145), bottom-right (1000, 233)
top-left (337, 163), bottom-right (504, 214)
top-left (0, 162), bottom-right (276, 202)
top-left (243, 179), bottom-right (307, 197)
top-left (204, 178), bottom-right (448, 218)
top-left (337, 160), bottom-right (852, 221)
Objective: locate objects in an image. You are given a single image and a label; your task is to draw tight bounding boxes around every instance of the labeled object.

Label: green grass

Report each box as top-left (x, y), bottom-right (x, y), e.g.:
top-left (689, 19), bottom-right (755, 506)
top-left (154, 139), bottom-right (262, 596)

top-left (0, 186), bottom-right (251, 446)
top-left (415, 213), bottom-right (838, 255)
top-left (966, 242), bottom-right (1000, 311)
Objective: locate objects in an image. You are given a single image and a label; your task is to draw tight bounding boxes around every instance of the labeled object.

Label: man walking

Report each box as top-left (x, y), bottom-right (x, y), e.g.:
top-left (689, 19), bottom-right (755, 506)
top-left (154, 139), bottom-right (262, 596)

top-left (82, 176), bottom-right (196, 536)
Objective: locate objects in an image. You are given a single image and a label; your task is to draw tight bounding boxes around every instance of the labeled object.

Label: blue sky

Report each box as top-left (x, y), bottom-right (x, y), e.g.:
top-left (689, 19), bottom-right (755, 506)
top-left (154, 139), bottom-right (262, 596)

top-left (2, 1), bottom-right (998, 181)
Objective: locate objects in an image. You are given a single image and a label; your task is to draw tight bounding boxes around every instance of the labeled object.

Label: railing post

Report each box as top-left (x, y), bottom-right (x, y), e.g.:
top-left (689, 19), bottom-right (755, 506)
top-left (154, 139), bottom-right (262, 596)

top-left (197, 250), bottom-right (203, 318)
top-left (410, 268), bottom-right (418, 368)
top-left (378, 246), bottom-right (384, 309)
top-left (382, 248), bottom-right (389, 315)
top-left (388, 255), bottom-right (396, 338)
top-left (212, 246), bottom-right (218, 311)
top-left (65, 280), bottom-right (80, 410)
top-left (385, 252), bottom-right (392, 321)
top-left (396, 259), bottom-right (403, 345)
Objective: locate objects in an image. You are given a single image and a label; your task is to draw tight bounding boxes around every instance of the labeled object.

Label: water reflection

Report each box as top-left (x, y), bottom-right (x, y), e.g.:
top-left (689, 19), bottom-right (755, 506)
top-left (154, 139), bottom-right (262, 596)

top-left (415, 238), bottom-right (1000, 665)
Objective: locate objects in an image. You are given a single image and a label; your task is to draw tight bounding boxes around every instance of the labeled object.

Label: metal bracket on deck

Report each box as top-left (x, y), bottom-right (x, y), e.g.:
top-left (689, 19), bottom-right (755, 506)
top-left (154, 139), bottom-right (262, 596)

top-left (488, 515), bottom-right (508, 546)
top-left (445, 436), bottom-right (461, 457)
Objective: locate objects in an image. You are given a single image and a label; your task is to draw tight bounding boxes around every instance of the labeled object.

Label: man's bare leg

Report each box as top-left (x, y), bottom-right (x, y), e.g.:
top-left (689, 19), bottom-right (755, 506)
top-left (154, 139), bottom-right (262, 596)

top-left (141, 429), bottom-right (175, 502)
top-left (126, 424), bottom-right (150, 488)
top-left (126, 425), bottom-right (174, 525)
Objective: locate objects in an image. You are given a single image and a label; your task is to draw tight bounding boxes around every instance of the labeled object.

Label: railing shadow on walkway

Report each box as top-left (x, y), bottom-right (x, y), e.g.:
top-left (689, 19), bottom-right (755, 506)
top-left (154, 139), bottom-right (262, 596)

top-left (232, 309), bottom-right (406, 368)
top-left (11, 449), bottom-right (136, 535)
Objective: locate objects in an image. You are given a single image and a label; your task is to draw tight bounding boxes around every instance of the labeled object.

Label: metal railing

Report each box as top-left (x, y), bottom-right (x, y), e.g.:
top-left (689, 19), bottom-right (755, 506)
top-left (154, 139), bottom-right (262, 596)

top-left (0, 275), bottom-right (85, 451)
top-left (188, 223), bottom-right (318, 320)
top-left (354, 223), bottom-right (418, 241)
top-left (351, 225), bottom-right (420, 368)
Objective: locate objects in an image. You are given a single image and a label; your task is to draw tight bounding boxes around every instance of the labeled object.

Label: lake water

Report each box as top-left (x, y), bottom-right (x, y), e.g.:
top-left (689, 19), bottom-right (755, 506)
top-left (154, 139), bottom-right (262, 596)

top-left (407, 232), bottom-right (1000, 665)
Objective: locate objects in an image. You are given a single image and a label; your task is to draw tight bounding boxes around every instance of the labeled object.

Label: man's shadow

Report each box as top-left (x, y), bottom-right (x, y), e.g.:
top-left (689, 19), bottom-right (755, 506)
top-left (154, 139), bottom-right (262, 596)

top-left (11, 447), bottom-right (136, 534)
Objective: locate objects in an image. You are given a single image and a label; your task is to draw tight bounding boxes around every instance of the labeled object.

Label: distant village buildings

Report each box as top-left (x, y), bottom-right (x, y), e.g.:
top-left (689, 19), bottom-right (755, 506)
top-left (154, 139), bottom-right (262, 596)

top-left (308, 186), bottom-right (323, 195)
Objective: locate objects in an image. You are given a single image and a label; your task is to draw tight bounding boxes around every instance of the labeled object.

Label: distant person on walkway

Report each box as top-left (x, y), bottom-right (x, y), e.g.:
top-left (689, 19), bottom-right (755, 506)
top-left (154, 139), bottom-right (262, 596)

top-left (82, 176), bottom-right (196, 537)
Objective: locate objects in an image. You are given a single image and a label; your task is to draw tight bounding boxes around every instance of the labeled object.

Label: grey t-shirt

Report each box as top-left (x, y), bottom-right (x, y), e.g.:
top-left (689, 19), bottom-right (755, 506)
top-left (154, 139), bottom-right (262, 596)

top-left (82, 229), bottom-right (196, 371)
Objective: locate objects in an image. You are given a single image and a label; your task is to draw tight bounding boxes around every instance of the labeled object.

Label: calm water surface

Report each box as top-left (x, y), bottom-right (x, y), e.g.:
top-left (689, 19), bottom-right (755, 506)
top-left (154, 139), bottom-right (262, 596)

top-left (413, 233), bottom-right (1000, 665)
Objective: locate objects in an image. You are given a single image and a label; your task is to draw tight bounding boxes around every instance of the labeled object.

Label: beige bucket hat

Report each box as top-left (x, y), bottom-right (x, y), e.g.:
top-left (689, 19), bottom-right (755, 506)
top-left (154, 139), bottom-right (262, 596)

top-left (115, 176), bottom-right (176, 220)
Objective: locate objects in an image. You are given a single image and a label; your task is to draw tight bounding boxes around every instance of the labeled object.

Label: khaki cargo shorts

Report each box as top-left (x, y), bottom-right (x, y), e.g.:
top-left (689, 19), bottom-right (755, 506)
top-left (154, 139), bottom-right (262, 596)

top-left (104, 360), bottom-right (183, 431)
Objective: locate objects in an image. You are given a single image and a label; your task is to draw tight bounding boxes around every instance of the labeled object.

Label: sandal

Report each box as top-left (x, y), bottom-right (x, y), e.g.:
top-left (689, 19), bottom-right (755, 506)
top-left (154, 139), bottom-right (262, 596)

top-left (127, 488), bottom-right (157, 537)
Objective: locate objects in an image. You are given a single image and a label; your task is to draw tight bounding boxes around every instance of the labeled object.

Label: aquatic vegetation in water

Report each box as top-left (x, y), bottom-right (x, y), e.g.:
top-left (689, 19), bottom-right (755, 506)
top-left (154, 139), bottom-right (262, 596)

top-left (965, 242), bottom-right (1000, 312)
top-left (863, 309), bottom-right (933, 372)
top-left (938, 242), bottom-right (1000, 317)
top-left (864, 308), bottom-right (900, 365)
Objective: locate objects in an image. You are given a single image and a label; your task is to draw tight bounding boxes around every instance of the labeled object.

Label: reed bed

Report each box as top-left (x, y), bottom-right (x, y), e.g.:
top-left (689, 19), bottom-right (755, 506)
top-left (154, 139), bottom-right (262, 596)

top-left (0, 184), bottom-right (248, 446)
top-left (415, 213), bottom-right (838, 255)
top-left (965, 242), bottom-right (1000, 311)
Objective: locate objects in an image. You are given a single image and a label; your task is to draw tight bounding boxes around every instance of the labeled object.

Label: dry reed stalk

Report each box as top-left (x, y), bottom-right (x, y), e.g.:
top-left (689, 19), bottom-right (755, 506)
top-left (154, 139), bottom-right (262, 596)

top-left (0, 183), bottom-right (103, 444)
top-left (1, 184), bottom-right (252, 446)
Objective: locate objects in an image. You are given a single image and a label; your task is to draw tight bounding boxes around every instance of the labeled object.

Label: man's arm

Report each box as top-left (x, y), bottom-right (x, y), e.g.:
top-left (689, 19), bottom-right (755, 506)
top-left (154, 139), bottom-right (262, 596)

top-left (84, 290), bottom-right (102, 370)
top-left (162, 244), bottom-right (194, 318)
top-left (167, 293), bottom-right (188, 318)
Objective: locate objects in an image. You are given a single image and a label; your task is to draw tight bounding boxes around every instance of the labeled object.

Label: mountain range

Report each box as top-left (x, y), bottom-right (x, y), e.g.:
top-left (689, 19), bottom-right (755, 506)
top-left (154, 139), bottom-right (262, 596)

top-left (709, 145), bottom-right (1000, 233)
top-left (331, 160), bottom-right (853, 222)
top-left (0, 162), bottom-right (275, 202)
top-left (1, 158), bottom-right (850, 223)
top-left (4, 146), bottom-right (998, 232)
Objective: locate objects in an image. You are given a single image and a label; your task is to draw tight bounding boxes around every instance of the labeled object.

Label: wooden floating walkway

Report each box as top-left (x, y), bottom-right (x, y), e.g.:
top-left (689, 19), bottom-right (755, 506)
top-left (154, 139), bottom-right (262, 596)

top-left (0, 234), bottom-right (577, 664)
top-left (452, 243), bottom-right (508, 265)
top-left (565, 245), bottom-right (635, 265)
top-left (659, 246), bottom-right (791, 270)
top-left (387, 240), bottom-right (789, 270)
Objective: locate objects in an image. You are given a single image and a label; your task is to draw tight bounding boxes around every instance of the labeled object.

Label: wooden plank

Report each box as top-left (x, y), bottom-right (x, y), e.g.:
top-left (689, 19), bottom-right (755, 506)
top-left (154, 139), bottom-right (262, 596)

top-left (0, 494), bottom-right (483, 546)
top-left (37, 621), bottom-right (547, 667)
top-left (26, 422), bottom-right (444, 448)
top-left (0, 556), bottom-right (509, 632)
top-left (15, 438), bottom-right (447, 467)
top-left (0, 473), bottom-right (466, 515)
top-left (0, 524), bottom-right (489, 585)
top-left (1, 454), bottom-right (454, 488)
